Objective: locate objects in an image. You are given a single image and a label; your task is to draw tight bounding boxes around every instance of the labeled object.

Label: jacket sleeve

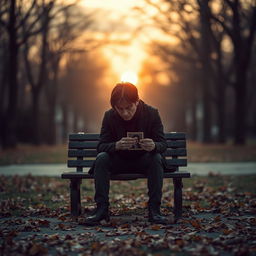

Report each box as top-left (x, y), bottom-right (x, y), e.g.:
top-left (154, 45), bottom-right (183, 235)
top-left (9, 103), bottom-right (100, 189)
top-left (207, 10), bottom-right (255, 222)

top-left (151, 109), bottom-right (167, 153)
top-left (97, 112), bottom-right (116, 153)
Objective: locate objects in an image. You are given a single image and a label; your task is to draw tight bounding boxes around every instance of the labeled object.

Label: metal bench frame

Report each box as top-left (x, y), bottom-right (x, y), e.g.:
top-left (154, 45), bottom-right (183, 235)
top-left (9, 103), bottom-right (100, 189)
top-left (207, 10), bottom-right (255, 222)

top-left (61, 132), bottom-right (191, 219)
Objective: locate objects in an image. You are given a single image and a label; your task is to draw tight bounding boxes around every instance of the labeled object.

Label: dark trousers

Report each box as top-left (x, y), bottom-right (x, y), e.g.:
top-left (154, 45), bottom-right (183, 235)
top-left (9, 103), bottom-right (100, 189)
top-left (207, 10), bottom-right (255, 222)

top-left (93, 152), bottom-right (164, 208)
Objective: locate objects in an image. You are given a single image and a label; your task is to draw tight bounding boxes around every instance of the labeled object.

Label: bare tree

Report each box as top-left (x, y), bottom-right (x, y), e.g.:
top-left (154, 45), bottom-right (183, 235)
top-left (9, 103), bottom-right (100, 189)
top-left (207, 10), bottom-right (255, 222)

top-left (0, 1), bottom-right (8, 143)
top-left (21, 0), bottom-right (94, 145)
top-left (197, 0), bottom-right (214, 142)
top-left (22, 1), bottom-right (53, 145)
top-left (0, 0), bottom-right (43, 148)
top-left (211, 0), bottom-right (256, 144)
top-left (43, 4), bottom-right (93, 144)
top-left (136, 0), bottom-right (256, 144)
top-left (136, 0), bottom-right (215, 142)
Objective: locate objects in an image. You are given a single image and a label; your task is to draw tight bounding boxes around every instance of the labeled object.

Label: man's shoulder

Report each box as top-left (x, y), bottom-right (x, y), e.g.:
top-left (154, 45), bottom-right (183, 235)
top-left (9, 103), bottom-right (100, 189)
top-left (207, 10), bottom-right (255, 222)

top-left (142, 102), bottom-right (158, 115)
top-left (104, 108), bottom-right (115, 119)
top-left (105, 108), bottom-right (113, 114)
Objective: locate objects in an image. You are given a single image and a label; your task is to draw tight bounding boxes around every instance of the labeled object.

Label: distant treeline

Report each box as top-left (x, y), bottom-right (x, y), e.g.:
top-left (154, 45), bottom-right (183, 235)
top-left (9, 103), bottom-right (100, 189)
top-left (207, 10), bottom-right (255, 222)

top-left (0, 0), bottom-right (256, 148)
top-left (137, 0), bottom-right (256, 144)
top-left (0, 0), bottom-right (111, 148)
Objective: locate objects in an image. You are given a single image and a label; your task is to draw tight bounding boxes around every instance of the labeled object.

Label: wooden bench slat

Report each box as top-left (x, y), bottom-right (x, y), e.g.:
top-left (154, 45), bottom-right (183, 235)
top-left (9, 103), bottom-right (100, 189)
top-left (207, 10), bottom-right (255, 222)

top-left (68, 148), bottom-right (187, 158)
top-left (166, 158), bottom-right (187, 166)
top-left (69, 132), bottom-right (186, 141)
top-left (168, 141), bottom-right (187, 148)
top-left (62, 171), bottom-right (191, 180)
top-left (165, 148), bottom-right (187, 157)
top-left (69, 140), bottom-right (186, 149)
top-left (68, 149), bottom-right (97, 157)
top-left (67, 158), bottom-right (187, 168)
top-left (69, 141), bottom-right (98, 149)
top-left (68, 160), bottom-right (94, 167)
top-left (69, 133), bottom-right (99, 141)
top-left (164, 133), bottom-right (186, 140)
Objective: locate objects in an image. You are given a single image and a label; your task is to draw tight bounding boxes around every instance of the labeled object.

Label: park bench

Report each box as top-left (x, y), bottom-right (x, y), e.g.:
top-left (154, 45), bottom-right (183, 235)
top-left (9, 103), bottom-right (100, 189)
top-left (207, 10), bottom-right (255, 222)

top-left (61, 132), bottom-right (191, 219)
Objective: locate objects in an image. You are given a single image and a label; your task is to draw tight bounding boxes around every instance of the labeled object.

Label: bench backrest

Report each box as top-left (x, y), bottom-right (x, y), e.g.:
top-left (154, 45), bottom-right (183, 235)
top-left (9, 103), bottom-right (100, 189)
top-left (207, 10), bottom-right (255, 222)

top-left (68, 132), bottom-right (187, 172)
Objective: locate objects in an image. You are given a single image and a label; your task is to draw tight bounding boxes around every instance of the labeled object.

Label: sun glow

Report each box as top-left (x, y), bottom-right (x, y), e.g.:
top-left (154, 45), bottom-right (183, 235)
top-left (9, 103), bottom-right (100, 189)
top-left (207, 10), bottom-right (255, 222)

top-left (121, 71), bottom-right (138, 85)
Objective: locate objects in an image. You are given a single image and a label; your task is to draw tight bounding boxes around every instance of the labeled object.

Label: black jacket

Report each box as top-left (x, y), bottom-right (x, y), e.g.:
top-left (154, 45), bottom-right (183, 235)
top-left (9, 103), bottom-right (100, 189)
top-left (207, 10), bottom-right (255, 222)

top-left (88, 100), bottom-right (170, 174)
top-left (97, 100), bottom-right (167, 156)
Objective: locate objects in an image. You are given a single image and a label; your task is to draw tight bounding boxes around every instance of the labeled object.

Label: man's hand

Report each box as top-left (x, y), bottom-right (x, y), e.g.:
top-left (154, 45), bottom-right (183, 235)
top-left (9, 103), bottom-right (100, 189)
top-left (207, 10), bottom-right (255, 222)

top-left (139, 138), bottom-right (155, 152)
top-left (115, 137), bottom-right (136, 150)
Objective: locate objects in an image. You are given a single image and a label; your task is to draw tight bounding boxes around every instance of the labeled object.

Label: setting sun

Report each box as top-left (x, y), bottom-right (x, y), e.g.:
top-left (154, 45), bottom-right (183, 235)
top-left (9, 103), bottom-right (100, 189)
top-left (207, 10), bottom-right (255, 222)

top-left (121, 71), bottom-right (138, 85)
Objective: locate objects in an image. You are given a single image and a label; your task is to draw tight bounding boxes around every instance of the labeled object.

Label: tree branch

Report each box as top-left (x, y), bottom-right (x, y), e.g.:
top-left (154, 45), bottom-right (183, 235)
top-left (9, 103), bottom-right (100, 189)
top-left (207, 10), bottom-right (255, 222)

top-left (17, 0), bottom-right (37, 30)
top-left (154, 42), bottom-right (198, 63)
top-left (244, 6), bottom-right (256, 64)
top-left (210, 14), bottom-right (234, 41)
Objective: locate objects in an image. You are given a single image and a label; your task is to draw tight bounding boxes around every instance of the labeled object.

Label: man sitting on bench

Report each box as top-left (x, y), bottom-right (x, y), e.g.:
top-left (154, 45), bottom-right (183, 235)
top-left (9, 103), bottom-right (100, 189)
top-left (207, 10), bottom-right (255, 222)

top-left (85, 82), bottom-right (168, 225)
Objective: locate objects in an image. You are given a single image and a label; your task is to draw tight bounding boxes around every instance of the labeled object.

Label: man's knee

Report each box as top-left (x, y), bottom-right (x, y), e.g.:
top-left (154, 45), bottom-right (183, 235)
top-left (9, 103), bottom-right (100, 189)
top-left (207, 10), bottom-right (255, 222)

top-left (151, 153), bottom-right (163, 165)
top-left (94, 152), bottom-right (111, 177)
top-left (95, 152), bottom-right (110, 165)
top-left (147, 153), bottom-right (164, 175)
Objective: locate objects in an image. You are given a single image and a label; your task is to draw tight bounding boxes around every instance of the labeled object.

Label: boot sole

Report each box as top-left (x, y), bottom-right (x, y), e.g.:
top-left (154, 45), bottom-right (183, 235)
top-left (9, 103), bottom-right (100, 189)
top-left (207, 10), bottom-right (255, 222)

top-left (83, 215), bottom-right (110, 226)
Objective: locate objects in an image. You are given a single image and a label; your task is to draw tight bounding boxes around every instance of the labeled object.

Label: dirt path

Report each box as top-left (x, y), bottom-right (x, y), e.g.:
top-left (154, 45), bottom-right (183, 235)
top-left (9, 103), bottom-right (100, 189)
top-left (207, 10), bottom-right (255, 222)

top-left (0, 162), bottom-right (256, 176)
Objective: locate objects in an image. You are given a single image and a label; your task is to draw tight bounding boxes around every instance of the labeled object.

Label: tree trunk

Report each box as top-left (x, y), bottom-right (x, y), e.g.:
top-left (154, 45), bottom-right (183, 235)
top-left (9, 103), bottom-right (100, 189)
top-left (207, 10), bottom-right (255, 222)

top-left (234, 70), bottom-right (247, 144)
top-left (176, 104), bottom-right (186, 132)
top-left (47, 104), bottom-right (56, 145)
top-left (0, 49), bottom-right (8, 147)
top-left (23, 2), bottom-right (51, 145)
top-left (215, 45), bottom-right (226, 143)
top-left (217, 88), bottom-right (226, 143)
top-left (31, 90), bottom-right (41, 145)
top-left (61, 102), bottom-right (68, 143)
top-left (231, 1), bottom-right (256, 144)
top-left (190, 95), bottom-right (197, 141)
top-left (201, 80), bottom-right (212, 143)
top-left (73, 110), bottom-right (78, 133)
top-left (198, 0), bottom-right (213, 143)
top-left (45, 56), bottom-right (60, 145)
top-left (2, 0), bottom-right (18, 148)
top-left (0, 48), bottom-right (8, 113)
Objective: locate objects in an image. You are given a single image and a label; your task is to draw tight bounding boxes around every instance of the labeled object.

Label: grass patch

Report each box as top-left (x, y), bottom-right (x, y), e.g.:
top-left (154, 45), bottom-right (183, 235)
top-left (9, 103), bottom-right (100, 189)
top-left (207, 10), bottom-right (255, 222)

top-left (188, 142), bottom-right (256, 162)
top-left (1, 142), bottom-right (256, 165)
top-left (0, 144), bottom-right (67, 165)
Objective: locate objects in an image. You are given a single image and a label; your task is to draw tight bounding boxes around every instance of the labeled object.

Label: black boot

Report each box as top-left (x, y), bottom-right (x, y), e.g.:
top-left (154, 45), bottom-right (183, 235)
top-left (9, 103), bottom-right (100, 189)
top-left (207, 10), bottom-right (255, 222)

top-left (148, 205), bottom-right (168, 225)
top-left (85, 204), bottom-right (109, 225)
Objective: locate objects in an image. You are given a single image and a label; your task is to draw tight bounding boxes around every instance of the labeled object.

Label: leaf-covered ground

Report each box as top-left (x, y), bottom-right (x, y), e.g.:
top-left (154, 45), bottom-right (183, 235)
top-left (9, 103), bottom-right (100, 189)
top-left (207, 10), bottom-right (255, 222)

top-left (0, 174), bottom-right (256, 255)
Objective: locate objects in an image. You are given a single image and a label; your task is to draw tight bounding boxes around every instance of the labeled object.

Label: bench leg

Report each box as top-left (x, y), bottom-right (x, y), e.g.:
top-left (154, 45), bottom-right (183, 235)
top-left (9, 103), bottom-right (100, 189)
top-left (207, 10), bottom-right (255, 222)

top-left (173, 178), bottom-right (183, 219)
top-left (70, 179), bottom-right (81, 216)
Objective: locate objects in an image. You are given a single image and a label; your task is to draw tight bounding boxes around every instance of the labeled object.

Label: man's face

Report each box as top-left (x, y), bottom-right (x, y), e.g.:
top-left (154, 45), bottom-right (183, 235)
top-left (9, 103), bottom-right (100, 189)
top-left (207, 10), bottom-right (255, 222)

top-left (115, 99), bottom-right (138, 121)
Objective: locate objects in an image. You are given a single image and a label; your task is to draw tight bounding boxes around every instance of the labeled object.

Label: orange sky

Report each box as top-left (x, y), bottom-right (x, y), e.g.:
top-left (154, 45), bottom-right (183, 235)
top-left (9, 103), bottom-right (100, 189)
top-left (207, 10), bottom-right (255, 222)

top-left (80, 0), bottom-right (158, 84)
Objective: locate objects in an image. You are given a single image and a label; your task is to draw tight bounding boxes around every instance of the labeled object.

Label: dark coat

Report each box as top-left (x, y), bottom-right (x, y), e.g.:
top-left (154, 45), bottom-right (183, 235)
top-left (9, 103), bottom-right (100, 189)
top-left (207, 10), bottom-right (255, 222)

top-left (89, 100), bottom-right (170, 174)
top-left (97, 100), bottom-right (167, 156)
